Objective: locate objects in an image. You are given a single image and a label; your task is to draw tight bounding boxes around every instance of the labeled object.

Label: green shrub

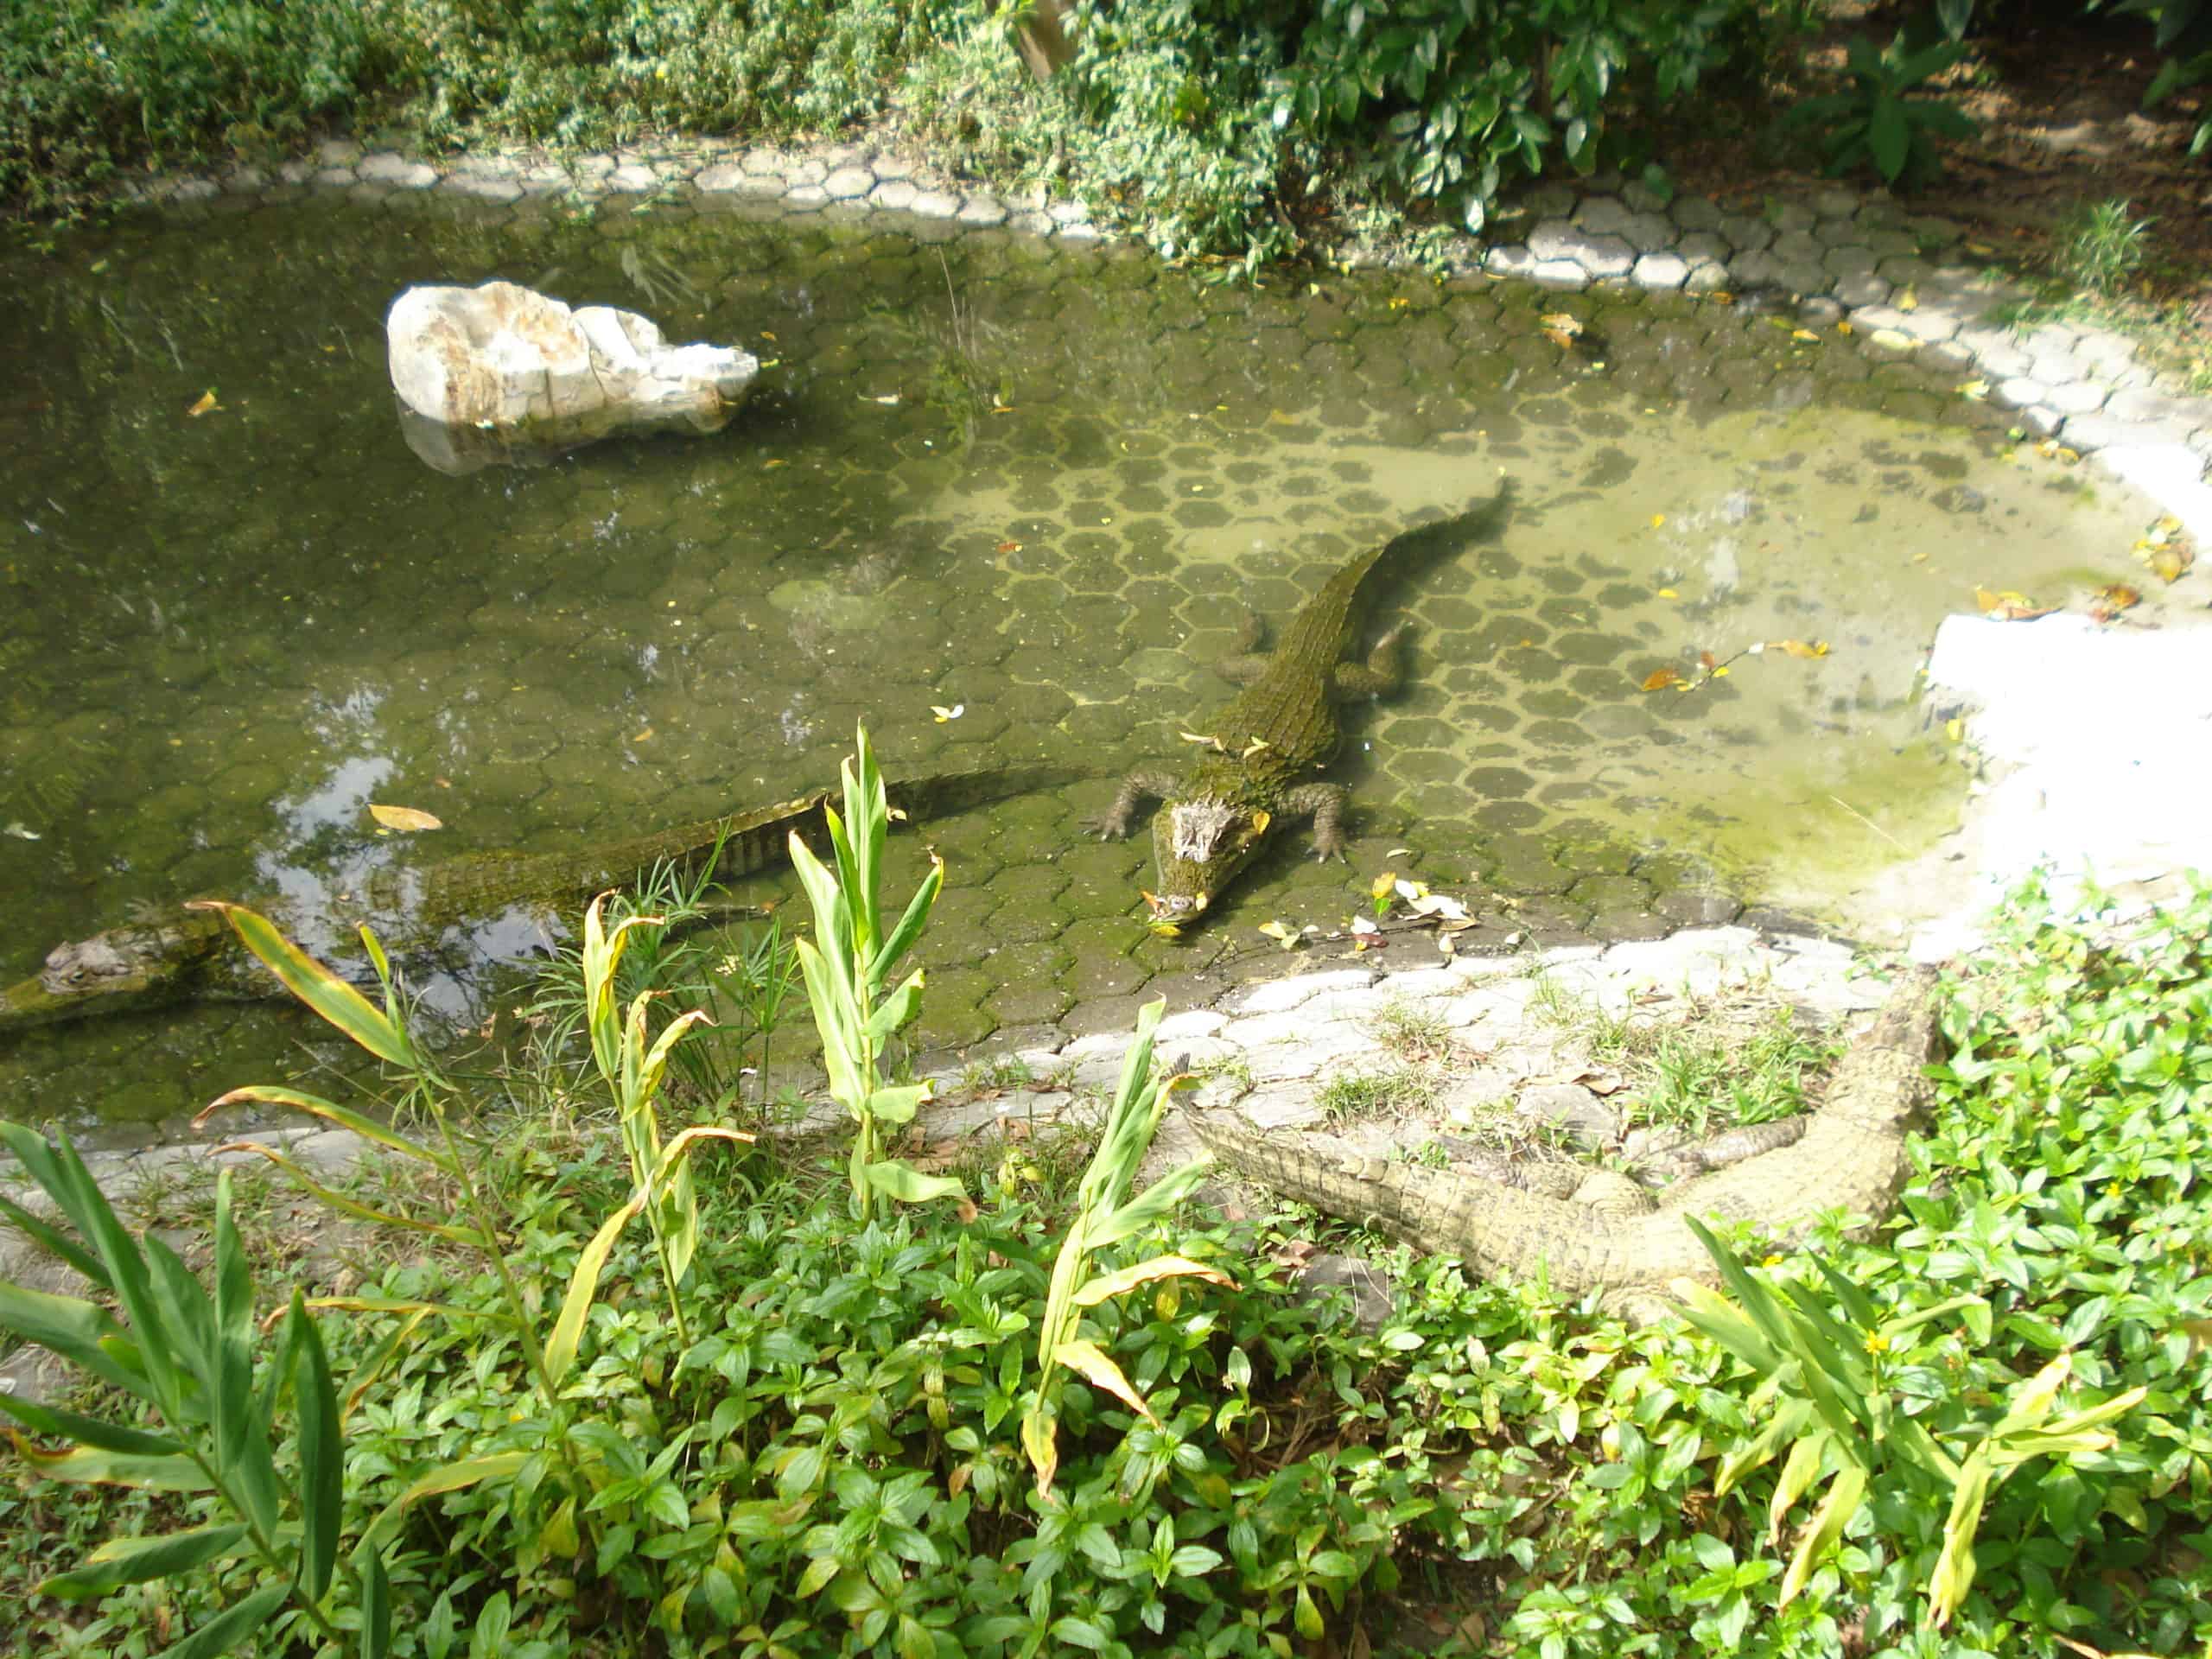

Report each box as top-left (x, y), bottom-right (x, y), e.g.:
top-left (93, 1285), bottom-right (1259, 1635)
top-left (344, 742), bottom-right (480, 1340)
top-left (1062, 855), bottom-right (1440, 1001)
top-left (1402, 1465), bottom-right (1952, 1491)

top-left (0, 0), bottom-right (388, 215)
top-left (1781, 31), bottom-right (1978, 188)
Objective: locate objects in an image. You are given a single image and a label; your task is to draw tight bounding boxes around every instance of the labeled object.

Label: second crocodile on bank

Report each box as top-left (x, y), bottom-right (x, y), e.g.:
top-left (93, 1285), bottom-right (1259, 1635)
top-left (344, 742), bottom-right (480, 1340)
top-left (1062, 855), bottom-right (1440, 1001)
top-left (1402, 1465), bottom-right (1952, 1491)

top-left (3, 760), bottom-right (1076, 1038)
top-left (1096, 484), bottom-right (1514, 931)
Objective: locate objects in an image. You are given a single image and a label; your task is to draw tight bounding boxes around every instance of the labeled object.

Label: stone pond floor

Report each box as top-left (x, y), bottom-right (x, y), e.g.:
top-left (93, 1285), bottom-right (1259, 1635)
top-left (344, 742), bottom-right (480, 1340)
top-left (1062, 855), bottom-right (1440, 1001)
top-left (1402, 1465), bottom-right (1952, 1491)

top-left (5, 130), bottom-right (2209, 1378)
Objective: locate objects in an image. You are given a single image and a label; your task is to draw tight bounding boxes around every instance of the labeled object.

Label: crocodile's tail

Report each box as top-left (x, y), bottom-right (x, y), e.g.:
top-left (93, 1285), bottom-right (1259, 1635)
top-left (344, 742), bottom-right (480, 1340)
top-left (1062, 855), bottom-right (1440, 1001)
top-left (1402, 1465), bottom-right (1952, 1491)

top-left (1191, 1109), bottom-right (1441, 1243)
top-left (883, 760), bottom-right (1090, 823)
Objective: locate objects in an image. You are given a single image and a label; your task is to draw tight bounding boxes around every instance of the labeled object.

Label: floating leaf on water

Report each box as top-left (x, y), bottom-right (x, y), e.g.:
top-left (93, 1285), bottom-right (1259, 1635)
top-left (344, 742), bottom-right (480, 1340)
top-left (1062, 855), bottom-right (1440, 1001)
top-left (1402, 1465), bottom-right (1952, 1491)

top-left (1249, 810), bottom-right (1271, 834)
top-left (632, 727), bottom-right (654, 742)
top-left (996, 540), bottom-right (1023, 554)
top-left (1956, 379), bottom-right (1990, 400)
top-left (186, 390), bottom-right (220, 417)
top-left (1257, 920), bottom-right (1313, 951)
top-left (1649, 513), bottom-right (1666, 529)
top-left (1945, 717), bottom-right (1966, 741)
top-left (868, 394), bottom-right (901, 405)
top-left (931, 703), bottom-right (965, 722)
top-left (367, 804), bottom-right (443, 832)
top-left (1771, 639), bottom-right (1831, 659)
top-left (1179, 731), bottom-right (1223, 750)
top-left (1898, 287), bottom-right (1919, 311)
top-left (1393, 877), bottom-right (1431, 902)
top-left (1538, 312), bottom-right (1582, 338)
top-left (1791, 328), bottom-right (1821, 342)
top-left (1641, 667), bottom-right (1683, 692)
top-left (3, 821), bottom-right (39, 841)
top-left (1540, 325), bottom-right (1578, 349)
top-left (2088, 583), bottom-right (2142, 622)
top-left (1698, 651), bottom-right (1719, 670)
top-left (1974, 587), bottom-right (2056, 621)
top-left (1656, 588), bottom-right (1679, 600)
top-left (1387, 847), bottom-right (1412, 858)
top-left (1835, 320), bottom-right (1853, 334)
top-left (762, 459), bottom-right (786, 469)
top-left (1239, 735), bottom-right (1270, 758)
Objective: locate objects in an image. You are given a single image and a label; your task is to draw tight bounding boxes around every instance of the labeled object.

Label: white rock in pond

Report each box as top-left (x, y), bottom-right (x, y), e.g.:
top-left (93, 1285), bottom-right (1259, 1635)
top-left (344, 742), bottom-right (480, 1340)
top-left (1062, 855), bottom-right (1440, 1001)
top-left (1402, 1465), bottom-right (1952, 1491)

top-left (385, 280), bottom-right (757, 448)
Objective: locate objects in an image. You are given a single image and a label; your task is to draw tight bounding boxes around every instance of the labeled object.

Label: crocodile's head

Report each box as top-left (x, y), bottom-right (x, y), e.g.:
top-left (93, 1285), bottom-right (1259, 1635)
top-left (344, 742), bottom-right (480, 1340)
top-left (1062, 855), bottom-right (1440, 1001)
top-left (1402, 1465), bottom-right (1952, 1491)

top-left (1, 918), bottom-right (226, 1033)
top-left (1143, 799), bottom-right (1274, 933)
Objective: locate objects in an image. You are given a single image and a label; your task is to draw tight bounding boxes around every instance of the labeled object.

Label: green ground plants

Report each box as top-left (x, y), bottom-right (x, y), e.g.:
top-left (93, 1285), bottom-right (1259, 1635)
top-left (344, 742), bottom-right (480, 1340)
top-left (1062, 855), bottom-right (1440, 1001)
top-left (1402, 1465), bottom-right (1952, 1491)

top-left (5, 821), bottom-right (2212, 1656)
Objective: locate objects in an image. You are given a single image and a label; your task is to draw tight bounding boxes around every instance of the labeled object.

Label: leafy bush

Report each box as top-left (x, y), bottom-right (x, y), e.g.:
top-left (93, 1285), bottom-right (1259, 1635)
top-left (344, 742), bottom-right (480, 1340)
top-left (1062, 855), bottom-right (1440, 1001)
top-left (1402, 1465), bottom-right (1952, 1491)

top-left (7, 840), bottom-right (2212, 1656)
top-left (0, 0), bottom-right (388, 216)
top-left (1781, 31), bottom-right (1979, 188)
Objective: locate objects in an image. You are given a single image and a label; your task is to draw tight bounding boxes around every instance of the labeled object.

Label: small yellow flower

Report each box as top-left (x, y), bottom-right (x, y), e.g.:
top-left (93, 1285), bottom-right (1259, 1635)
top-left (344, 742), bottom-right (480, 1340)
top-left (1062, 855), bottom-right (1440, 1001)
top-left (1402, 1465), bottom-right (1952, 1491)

top-left (1864, 1332), bottom-right (1891, 1356)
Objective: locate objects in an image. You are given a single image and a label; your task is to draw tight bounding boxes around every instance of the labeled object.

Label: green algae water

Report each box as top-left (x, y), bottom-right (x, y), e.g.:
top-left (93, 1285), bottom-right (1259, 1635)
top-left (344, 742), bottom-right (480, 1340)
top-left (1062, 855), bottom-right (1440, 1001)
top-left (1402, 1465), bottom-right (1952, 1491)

top-left (0, 190), bottom-right (2162, 1133)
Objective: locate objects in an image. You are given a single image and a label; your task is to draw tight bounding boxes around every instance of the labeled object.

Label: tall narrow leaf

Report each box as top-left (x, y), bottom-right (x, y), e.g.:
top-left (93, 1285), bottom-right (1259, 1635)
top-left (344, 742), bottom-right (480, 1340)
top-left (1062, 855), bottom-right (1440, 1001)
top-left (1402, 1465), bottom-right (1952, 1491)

top-left (293, 1292), bottom-right (342, 1605)
top-left (192, 901), bottom-right (411, 1065)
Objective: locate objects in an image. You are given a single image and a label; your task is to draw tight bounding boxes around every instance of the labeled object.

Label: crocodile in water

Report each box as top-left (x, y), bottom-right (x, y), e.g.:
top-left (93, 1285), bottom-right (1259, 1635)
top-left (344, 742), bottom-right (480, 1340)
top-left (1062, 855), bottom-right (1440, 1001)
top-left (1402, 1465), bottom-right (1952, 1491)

top-left (1192, 970), bottom-right (1942, 1310)
top-left (3, 762), bottom-right (1077, 1037)
top-left (1096, 484), bottom-right (1512, 929)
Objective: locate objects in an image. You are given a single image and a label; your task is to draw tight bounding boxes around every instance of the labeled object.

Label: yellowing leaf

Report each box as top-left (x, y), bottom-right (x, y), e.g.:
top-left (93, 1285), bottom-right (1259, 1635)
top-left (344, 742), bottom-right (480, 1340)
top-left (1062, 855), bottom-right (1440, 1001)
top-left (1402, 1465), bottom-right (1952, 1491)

top-left (1258, 920), bottom-right (1306, 950)
top-left (1835, 320), bottom-right (1854, 334)
top-left (1539, 311), bottom-right (1583, 337)
top-left (1771, 639), bottom-right (1830, 659)
top-left (931, 703), bottom-right (964, 722)
top-left (367, 804), bottom-right (442, 832)
top-left (1791, 328), bottom-right (1820, 342)
top-left (1641, 667), bottom-right (1683, 692)
top-left (632, 727), bottom-right (654, 742)
top-left (1656, 588), bottom-right (1679, 599)
top-left (2148, 543), bottom-right (2196, 583)
top-left (1649, 513), bottom-right (1666, 529)
top-left (1179, 731), bottom-right (1223, 750)
top-left (1052, 1339), bottom-right (1159, 1425)
top-left (1945, 717), bottom-right (1965, 741)
top-left (1956, 379), bottom-right (1990, 401)
top-left (1239, 735), bottom-right (1271, 758)
top-left (1898, 287), bottom-right (1919, 311)
top-left (186, 391), bottom-right (220, 417)
top-left (996, 539), bottom-right (1023, 554)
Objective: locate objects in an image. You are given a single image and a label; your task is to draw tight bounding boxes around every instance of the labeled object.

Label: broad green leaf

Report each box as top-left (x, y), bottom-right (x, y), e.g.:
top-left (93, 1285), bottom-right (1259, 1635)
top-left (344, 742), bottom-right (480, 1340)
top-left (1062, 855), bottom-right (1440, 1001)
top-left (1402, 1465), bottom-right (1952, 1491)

top-left (545, 1187), bottom-right (650, 1389)
top-left (1052, 1339), bottom-right (1159, 1426)
top-left (153, 1582), bottom-right (291, 1659)
top-left (870, 854), bottom-right (943, 985)
top-left (865, 969), bottom-right (925, 1045)
top-left (361, 1548), bottom-right (392, 1659)
top-left (10, 1440), bottom-right (213, 1491)
top-left (191, 902), bottom-right (410, 1065)
top-left (208, 1173), bottom-right (280, 1541)
top-left (38, 1524), bottom-right (249, 1601)
top-left (0, 1188), bottom-right (106, 1287)
top-left (356, 1454), bottom-right (528, 1556)
top-left (863, 1082), bottom-right (932, 1128)
top-left (0, 1390), bottom-right (180, 1456)
top-left (1084, 1160), bottom-right (1213, 1249)
top-left (1071, 1254), bottom-right (1234, 1308)
top-left (469, 1591), bottom-right (512, 1659)
top-left (195, 1086), bottom-right (450, 1167)
top-left (294, 1293), bottom-right (341, 1604)
top-left (861, 1161), bottom-right (967, 1206)
top-left (1868, 96), bottom-right (1910, 182)
top-left (0, 1280), bottom-right (146, 1398)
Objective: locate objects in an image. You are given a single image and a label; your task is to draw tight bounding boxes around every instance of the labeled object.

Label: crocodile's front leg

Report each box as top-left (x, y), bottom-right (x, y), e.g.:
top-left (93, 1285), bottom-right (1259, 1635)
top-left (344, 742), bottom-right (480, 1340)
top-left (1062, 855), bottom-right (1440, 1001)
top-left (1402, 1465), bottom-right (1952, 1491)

top-left (1216, 609), bottom-right (1271, 685)
top-left (1331, 623), bottom-right (1409, 699)
top-left (1282, 781), bottom-right (1353, 861)
top-left (1091, 768), bottom-right (1181, 841)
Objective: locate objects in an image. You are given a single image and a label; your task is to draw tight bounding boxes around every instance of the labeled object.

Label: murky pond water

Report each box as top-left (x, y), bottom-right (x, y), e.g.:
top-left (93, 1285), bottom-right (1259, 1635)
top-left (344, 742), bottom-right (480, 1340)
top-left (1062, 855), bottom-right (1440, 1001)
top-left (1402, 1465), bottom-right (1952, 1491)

top-left (0, 189), bottom-right (2162, 1132)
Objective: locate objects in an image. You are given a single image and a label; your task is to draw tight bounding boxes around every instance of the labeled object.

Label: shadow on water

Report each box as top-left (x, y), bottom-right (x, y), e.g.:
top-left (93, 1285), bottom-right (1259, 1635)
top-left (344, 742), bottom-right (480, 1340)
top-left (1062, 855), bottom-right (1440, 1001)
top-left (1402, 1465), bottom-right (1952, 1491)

top-left (0, 192), bottom-right (2171, 1132)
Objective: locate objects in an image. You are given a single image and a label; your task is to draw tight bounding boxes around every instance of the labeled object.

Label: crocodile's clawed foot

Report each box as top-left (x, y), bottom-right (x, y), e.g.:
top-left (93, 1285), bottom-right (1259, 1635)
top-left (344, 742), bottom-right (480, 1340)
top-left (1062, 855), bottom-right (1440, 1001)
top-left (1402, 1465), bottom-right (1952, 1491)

top-left (1309, 836), bottom-right (1349, 864)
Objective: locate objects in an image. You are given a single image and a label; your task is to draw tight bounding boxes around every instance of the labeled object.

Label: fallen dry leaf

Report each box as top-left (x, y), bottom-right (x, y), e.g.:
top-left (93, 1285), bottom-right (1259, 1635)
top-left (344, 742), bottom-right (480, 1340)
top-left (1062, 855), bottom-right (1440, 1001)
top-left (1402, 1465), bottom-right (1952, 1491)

top-left (368, 804), bottom-right (442, 832)
top-left (1641, 667), bottom-right (1684, 692)
top-left (1770, 639), bottom-right (1831, 659)
top-left (1974, 587), bottom-right (2056, 622)
top-left (186, 390), bottom-right (220, 418)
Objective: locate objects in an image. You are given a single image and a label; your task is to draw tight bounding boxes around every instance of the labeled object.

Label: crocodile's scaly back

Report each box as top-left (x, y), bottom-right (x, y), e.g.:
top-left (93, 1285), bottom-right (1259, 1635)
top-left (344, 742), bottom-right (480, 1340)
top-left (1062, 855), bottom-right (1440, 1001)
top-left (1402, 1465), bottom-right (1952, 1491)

top-left (3, 762), bottom-right (1080, 1036)
top-left (1194, 971), bottom-right (1943, 1309)
top-left (1117, 486), bottom-right (1514, 929)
